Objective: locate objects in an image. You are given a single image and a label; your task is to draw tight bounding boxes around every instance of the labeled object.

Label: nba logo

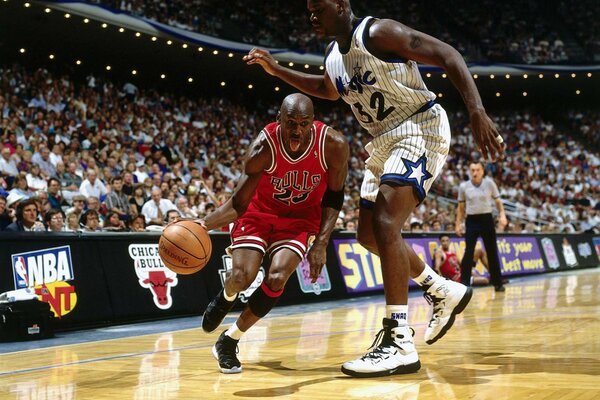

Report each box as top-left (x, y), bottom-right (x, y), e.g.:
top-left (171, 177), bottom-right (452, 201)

top-left (13, 255), bottom-right (29, 288)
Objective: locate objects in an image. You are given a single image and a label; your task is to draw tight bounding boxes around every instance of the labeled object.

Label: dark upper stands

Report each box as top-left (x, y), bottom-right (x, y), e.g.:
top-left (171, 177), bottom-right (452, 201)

top-left (90, 0), bottom-right (597, 64)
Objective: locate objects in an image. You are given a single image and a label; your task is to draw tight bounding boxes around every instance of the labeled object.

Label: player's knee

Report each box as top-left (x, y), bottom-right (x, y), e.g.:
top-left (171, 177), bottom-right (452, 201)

top-left (372, 212), bottom-right (400, 242)
top-left (226, 268), bottom-right (254, 292)
top-left (356, 228), bottom-right (377, 253)
top-left (264, 270), bottom-right (289, 292)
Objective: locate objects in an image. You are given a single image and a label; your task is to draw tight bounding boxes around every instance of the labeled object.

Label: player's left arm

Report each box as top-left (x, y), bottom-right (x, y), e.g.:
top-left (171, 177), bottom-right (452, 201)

top-left (434, 248), bottom-right (444, 273)
top-left (366, 19), bottom-right (504, 162)
top-left (307, 127), bottom-right (349, 283)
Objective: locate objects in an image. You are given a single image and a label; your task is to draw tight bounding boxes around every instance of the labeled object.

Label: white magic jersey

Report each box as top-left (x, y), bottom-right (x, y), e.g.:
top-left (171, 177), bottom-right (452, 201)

top-left (325, 16), bottom-right (436, 137)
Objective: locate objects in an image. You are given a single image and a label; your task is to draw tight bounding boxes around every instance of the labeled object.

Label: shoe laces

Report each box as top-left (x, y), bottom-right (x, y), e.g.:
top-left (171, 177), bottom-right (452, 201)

top-left (361, 326), bottom-right (414, 361)
top-left (218, 336), bottom-right (239, 358)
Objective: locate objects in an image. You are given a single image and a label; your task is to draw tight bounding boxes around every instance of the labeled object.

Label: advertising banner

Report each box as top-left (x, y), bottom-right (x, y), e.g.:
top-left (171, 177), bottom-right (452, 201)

top-left (0, 234), bottom-right (114, 328)
top-left (539, 235), bottom-right (600, 271)
top-left (333, 235), bottom-right (545, 294)
top-left (494, 236), bottom-right (545, 275)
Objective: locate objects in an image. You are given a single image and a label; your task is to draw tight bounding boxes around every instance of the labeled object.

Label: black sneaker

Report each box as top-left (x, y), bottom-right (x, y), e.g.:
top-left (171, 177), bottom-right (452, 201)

top-left (495, 284), bottom-right (506, 292)
top-left (202, 289), bottom-right (237, 333)
top-left (212, 331), bottom-right (242, 374)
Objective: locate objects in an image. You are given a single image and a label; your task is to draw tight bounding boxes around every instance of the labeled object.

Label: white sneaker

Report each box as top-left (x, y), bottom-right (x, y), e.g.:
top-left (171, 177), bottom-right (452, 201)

top-left (341, 318), bottom-right (421, 377)
top-left (423, 279), bottom-right (473, 344)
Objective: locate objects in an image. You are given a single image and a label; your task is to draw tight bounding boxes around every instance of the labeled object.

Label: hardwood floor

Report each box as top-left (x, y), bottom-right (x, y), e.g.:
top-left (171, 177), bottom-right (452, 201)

top-left (1, 269), bottom-right (599, 399)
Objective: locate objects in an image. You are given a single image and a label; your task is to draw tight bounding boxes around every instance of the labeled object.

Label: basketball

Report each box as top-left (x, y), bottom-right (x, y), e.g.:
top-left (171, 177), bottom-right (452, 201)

top-left (159, 220), bottom-right (212, 275)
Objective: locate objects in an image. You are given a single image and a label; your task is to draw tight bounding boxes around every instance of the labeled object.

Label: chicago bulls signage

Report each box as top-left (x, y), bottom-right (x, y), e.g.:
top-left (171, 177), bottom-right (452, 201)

top-left (128, 244), bottom-right (179, 310)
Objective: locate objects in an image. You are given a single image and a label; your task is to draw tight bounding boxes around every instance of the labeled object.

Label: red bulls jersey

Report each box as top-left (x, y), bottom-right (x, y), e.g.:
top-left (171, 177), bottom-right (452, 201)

top-left (440, 250), bottom-right (461, 282)
top-left (247, 121), bottom-right (329, 221)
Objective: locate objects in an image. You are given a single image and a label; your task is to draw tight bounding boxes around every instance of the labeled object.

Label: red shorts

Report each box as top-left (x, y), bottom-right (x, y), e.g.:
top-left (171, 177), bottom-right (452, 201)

top-left (230, 211), bottom-right (319, 259)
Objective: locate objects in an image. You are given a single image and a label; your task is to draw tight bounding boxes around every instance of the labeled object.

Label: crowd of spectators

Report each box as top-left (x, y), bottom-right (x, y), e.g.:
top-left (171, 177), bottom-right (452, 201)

top-left (435, 0), bottom-right (571, 64)
top-left (88, 0), bottom-right (595, 64)
top-left (558, 0), bottom-right (600, 62)
top-left (0, 64), bottom-right (598, 234)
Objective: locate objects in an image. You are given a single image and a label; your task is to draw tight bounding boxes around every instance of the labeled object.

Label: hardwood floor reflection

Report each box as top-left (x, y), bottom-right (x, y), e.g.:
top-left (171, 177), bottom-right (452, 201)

top-left (1, 269), bottom-right (599, 399)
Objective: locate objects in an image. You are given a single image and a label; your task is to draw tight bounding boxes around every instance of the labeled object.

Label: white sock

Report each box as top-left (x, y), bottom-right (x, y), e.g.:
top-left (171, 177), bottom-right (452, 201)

top-left (223, 288), bottom-right (237, 302)
top-left (413, 264), bottom-right (442, 288)
top-left (386, 305), bottom-right (409, 326)
top-left (225, 322), bottom-right (244, 341)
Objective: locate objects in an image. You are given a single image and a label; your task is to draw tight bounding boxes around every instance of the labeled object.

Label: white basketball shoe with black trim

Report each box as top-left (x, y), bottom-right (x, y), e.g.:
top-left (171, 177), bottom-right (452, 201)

top-left (423, 279), bottom-right (473, 345)
top-left (341, 318), bottom-right (421, 378)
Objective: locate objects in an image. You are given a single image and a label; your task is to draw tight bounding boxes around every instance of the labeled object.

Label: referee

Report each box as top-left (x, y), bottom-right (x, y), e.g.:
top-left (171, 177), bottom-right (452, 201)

top-left (455, 161), bottom-right (507, 292)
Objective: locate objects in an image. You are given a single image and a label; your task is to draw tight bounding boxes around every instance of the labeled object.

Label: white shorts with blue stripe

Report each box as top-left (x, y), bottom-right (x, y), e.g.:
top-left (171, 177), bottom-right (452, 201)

top-left (360, 103), bottom-right (450, 208)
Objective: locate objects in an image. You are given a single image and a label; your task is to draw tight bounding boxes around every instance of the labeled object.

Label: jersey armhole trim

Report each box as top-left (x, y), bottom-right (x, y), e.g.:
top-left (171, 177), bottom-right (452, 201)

top-left (262, 129), bottom-right (277, 174)
top-left (324, 41), bottom-right (336, 63)
top-left (319, 125), bottom-right (329, 171)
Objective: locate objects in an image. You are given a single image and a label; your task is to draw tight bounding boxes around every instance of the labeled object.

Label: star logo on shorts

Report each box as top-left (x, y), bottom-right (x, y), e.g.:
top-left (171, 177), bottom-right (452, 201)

top-left (400, 155), bottom-right (432, 190)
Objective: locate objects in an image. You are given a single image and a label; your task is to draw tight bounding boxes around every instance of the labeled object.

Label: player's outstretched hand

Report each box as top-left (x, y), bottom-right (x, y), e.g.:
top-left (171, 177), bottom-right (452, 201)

top-left (307, 242), bottom-right (327, 283)
top-left (243, 48), bottom-right (279, 76)
top-left (470, 110), bottom-right (506, 162)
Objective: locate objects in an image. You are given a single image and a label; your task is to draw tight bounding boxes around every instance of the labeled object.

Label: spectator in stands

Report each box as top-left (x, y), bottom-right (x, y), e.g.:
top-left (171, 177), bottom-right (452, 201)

top-left (103, 211), bottom-right (126, 231)
top-left (47, 177), bottom-right (68, 210)
top-left (122, 171), bottom-right (134, 196)
top-left (129, 183), bottom-right (147, 215)
top-left (65, 212), bottom-right (80, 232)
top-left (5, 198), bottom-right (45, 232)
top-left (104, 176), bottom-right (129, 219)
top-left (0, 195), bottom-right (12, 230)
top-left (79, 169), bottom-right (107, 199)
top-left (8, 174), bottom-right (33, 200)
top-left (33, 191), bottom-right (50, 221)
top-left (45, 208), bottom-right (65, 232)
top-left (0, 147), bottom-right (18, 181)
top-left (141, 188), bottom-right (176, 226)
top-left (66, 194), bottom-right (87, 220)
top-left (26, 164), bottom-right (47, 193)
top-left (128, 214), bottom-right (146, 232)
top-left (32, 146), bottom-right (55, 178)
top-left (80, 209), bottom-right (101, 232)
top-left (61, 162), bottom-right (83, 193)
top-left (175, 196), bottom-right (198, 219)
top-left (165, 209), bottom-right (181, 225)
top-left (134, 161), bottom-right (150, 184)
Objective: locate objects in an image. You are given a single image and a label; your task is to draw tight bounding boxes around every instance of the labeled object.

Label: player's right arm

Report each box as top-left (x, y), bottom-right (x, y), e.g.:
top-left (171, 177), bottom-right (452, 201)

top-left (202, 132), bottom-right (272, 231)
top-left (243, 47), bottom-right (339, 100)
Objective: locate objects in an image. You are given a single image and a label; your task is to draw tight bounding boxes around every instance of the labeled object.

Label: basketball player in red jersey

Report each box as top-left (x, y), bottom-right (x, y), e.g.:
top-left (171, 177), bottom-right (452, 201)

top-left (197, 93), bottom-right (348, 374)
top-left (434, 234), bottom-right (489, 286)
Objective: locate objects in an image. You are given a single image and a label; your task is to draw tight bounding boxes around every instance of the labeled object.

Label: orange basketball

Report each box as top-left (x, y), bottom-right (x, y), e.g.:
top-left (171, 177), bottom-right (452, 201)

top-left (159, 220), bottom-right (212, 275)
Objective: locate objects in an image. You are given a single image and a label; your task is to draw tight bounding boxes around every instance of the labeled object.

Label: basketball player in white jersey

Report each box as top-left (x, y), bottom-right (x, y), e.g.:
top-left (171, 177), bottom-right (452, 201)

top-left (244, 0), bottom-right (504, 377)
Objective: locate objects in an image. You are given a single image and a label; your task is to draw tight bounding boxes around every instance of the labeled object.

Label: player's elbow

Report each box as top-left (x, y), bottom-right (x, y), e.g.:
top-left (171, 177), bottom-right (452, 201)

top-left (231, 195), bottom-right (249, 215)
top-left (437, 45), bottom-right (463, 71)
